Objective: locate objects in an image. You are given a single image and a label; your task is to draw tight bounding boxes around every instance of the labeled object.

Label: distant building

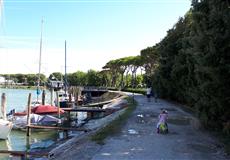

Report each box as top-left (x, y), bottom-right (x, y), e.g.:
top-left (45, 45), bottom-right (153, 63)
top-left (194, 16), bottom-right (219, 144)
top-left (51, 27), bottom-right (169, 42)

top-left (0, 76), bottom-right (16, 85)
top-left (5, 80), bottom-right (15, 85)
top-left (47, 80), bottom-right (64, 91)
top-left (0, 76), bottom-right (5, 84)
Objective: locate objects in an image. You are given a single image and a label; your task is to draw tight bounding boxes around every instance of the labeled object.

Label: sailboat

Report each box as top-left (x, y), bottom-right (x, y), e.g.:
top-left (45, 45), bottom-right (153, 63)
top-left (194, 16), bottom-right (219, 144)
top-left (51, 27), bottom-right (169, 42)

top-left (0, 2), bottom-right (13, 140)
top-left (35, 19), bottom-right (44, 105)
top-left (6, 20), bottom-right (62, 128)
top-left (0, 93), bottom-right (12, 139)
top-left (31, 19), bottom-right (48, 106)
top-left (54, 41), bottom-right (74, 108)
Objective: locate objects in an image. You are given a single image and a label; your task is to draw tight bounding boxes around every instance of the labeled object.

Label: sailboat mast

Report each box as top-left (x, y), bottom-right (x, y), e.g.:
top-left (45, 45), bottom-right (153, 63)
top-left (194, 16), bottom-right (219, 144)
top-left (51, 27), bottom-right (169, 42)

top-left (64, 40), bottom-right (67, 94)
top-left (37, 19), bottom-right (43, 101)
top-left (0, 0), bottom-right (4, 27)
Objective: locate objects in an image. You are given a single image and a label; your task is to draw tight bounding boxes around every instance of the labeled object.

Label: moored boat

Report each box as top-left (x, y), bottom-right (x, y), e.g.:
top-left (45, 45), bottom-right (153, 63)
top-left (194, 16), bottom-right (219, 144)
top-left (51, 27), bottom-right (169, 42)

top-left (53, 41), bottom-right (75, 108)
top-left (8, 104), bottom-right (65, 117)
top-left (54, 90), bottom-right (74, 108)
top-left (9, 113), bottom-right (61, 130)
top-left (0, 93), bottom-right (13, 140)
top-left (0, 119), bottom-right (12, 139)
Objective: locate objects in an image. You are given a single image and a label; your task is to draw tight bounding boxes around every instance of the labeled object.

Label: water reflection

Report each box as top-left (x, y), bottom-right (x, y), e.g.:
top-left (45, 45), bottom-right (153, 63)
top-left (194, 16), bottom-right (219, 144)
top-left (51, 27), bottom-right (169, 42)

top-left (0, 130), bottom-right (58, 159)
top-left (0, 139), bottom-right (11, 160)
top-left (0, 88), bottom-right (71, 159)
top-left (0, 112), bottom-right (88, 159)
top-left (77, 112), bottom-right (87, 125)
top-left (0, 139), bottom-right (11, 150)
top-left (10, 130), bottom-right (57, 151)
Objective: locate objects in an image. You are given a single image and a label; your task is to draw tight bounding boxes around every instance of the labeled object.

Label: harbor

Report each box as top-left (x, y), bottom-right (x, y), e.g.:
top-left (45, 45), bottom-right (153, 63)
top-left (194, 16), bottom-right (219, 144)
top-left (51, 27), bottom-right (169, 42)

top-left (0, 0), bottom-right (230, 159)
top-left (0, 86), bottom-right (128, 159)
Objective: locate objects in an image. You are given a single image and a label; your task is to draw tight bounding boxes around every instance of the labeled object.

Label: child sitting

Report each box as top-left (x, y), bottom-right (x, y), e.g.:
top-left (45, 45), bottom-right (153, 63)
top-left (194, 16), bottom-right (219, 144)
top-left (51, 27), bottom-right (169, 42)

top-left (157, 110), bottom-right (168, 133)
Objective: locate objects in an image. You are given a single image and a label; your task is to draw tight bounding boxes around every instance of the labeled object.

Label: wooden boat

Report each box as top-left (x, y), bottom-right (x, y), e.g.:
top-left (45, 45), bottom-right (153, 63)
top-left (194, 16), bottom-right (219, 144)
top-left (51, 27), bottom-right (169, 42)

top-left (0, 119), bottom-right (12, 139)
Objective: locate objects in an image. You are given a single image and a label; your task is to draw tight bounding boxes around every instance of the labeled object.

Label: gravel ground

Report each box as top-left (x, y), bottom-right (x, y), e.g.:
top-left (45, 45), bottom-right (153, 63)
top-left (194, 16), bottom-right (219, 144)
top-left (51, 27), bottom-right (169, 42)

top-left (55, 94), bottom-right (229, 160)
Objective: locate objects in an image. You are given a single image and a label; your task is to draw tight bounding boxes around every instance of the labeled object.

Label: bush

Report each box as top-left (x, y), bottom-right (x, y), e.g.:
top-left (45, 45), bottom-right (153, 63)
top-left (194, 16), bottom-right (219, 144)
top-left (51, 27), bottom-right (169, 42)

top-left (121, 88), bottom-right (146, 95)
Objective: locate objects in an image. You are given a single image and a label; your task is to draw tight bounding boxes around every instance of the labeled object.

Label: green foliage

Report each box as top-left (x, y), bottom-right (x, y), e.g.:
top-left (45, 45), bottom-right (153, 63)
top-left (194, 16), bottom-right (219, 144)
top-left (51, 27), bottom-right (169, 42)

top-left (67, 71), bottom-right (87, 86)
top-left (121, 88), bottom-right (146, 95)
top-left (107, 87), bottom-right (118, 91)
top-left (136, 75), bottom-right (144, 87)
top-left (102, 56), bottom-right (145, 88)
top-left (149, 0), bottom-right (230, 136)
top-left (86, 69), bottom-right (102, 86)
top-left (26, 74), bottom-right (38, 86)
top-left (49, 72), bottom-right (63, 81)
top-left (1, 73), bottom-right (47, 86)
top-left (86, 0), bottom-right (230, 150)
top-left (13, 74), bottom-right (25, 83)
top-left (99, 0), bottom-right (230, 139)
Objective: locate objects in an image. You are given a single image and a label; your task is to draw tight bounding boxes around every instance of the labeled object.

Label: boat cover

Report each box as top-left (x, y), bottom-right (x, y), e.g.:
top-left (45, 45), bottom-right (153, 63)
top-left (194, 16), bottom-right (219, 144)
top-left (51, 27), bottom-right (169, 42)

top-left (32, 105), bottom-right (65, 114)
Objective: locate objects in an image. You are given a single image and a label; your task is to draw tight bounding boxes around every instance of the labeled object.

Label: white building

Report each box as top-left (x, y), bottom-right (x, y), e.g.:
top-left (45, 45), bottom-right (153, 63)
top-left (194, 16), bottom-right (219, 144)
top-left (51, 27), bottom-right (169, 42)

top-left (0, 76), bottom-right (5, 84)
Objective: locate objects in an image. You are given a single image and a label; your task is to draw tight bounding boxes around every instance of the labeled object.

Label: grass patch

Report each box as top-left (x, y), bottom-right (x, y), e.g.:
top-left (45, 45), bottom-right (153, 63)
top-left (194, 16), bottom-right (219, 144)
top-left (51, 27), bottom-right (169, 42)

top-left (107, 87), bottom-right (146, 95)
top-left (91, 97), bottom-right (137, 144)
top-left (121, 88), bottom-right (146, 95)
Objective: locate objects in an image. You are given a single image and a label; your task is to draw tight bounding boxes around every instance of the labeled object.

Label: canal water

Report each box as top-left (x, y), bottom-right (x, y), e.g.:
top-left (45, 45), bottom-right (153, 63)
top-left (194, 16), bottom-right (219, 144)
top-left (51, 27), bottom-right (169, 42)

top-left (0, 88), bottom-right (59, 159)
top-left (0, 88), bottom-right (51, 113)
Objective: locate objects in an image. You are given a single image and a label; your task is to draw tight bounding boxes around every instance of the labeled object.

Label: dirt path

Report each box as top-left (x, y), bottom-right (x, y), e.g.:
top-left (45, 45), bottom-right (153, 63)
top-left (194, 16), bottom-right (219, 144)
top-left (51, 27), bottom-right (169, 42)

top-left (56, 94), bottom-right (228, 160)
top-left (90, 94), bottom-right (228, 160)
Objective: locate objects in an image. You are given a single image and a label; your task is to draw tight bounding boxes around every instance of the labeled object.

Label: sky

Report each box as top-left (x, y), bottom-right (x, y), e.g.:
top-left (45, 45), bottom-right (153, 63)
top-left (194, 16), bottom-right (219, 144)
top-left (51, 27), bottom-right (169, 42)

top-left (0, 0), bottom-right (191, 76)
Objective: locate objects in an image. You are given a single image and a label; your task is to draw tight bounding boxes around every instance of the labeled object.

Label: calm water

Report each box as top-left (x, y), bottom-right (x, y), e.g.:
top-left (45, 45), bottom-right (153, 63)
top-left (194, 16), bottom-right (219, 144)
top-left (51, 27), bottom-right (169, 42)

top-left (0, 88), bottom-right (51, 113)
top-left (0, 88), bottom-right (57, 160)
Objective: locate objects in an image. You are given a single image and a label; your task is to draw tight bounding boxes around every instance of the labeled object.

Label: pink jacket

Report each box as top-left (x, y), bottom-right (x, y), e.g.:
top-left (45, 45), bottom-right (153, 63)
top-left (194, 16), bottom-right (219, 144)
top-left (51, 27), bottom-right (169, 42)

top-left (158, 113), bottom-right (168, 123)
